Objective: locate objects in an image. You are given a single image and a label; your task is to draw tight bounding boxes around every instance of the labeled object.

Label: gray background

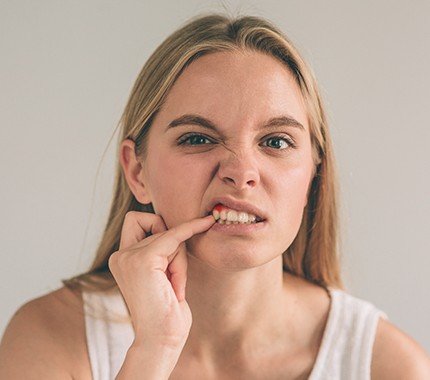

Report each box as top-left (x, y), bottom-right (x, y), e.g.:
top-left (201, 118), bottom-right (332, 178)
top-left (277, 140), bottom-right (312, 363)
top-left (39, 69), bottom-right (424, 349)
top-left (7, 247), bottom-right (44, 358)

top-left (1, 0), bottom-right (429, 352)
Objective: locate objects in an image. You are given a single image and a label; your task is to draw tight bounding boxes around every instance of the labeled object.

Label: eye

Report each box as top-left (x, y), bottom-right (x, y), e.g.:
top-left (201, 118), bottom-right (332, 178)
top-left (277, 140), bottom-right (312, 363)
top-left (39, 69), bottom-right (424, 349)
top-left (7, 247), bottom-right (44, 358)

top-left (177, 133), bottom-right (213, 146)
top-left (177, 133), bottom-right (297, 150)
top-left (262, 134), bottom-right (296, 150)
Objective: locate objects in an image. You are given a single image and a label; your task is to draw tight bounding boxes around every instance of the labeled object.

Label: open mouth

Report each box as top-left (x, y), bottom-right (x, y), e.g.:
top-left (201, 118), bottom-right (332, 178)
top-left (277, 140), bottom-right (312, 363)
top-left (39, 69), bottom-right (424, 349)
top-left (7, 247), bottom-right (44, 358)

top-left (206, 209), bottom-right (266, 224)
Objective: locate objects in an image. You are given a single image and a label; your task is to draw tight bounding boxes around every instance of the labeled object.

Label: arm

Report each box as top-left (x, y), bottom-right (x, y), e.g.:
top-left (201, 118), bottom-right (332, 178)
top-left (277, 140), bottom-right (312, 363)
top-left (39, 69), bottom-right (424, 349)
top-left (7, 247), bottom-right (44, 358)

top-left (0, 301), bottom-right (73, 379)
top-left (116, 342), bottom-right (182, 380)
top-left (371, 317), bottom-right (430, 379)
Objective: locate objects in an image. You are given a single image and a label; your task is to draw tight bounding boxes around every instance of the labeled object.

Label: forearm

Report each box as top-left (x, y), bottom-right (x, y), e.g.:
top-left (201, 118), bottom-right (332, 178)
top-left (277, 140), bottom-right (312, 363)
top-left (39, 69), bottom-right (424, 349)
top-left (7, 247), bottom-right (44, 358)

top-left (116, 343), bottom-right (181, 380)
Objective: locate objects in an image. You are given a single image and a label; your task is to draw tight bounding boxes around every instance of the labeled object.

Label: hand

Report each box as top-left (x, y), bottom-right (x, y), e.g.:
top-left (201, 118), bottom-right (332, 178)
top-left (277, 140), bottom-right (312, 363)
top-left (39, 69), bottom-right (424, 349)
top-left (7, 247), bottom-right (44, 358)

top-left (108, 211), bottom-right (215, 350)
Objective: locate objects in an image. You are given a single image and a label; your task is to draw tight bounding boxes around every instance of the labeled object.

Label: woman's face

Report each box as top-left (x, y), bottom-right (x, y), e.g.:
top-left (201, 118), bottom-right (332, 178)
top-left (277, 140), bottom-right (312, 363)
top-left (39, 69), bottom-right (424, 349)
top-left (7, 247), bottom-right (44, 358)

top-left (138, 50), bottom-right (315, 271)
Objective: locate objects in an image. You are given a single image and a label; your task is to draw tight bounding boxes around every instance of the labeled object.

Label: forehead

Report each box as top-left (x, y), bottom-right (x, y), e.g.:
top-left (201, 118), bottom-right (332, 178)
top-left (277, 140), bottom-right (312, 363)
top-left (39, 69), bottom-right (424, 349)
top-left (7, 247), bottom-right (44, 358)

top-left (159, 50), bottom-right (308, 131)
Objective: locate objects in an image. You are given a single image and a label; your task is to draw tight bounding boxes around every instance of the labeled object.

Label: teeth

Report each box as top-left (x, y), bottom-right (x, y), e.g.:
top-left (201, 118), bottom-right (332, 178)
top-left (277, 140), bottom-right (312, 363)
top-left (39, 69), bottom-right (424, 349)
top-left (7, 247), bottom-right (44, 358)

top-left (212, 207), bottom-right (258, 224)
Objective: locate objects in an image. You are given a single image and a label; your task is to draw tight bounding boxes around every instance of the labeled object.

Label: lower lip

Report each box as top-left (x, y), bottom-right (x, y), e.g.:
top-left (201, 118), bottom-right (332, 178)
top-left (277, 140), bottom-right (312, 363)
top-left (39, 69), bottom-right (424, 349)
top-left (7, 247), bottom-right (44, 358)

top-left (209, 220), bottom-right (267, 235)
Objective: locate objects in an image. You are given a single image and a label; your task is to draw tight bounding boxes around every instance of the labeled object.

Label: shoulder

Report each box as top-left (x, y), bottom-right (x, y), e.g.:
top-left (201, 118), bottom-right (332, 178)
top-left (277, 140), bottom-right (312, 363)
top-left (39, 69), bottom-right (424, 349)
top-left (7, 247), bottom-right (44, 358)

top-left (0, 286), bottom-right (89, 379)
top-left (371, 316), bottom-right (430, 379)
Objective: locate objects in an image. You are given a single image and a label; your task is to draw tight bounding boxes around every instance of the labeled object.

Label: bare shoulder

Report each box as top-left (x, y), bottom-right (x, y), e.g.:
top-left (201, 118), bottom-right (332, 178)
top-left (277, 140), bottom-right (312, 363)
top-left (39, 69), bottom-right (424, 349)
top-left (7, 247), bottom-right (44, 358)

top-left (0, 286), bottom-right (91, 379)
top-left (371, 316), bottom-right (430, 379)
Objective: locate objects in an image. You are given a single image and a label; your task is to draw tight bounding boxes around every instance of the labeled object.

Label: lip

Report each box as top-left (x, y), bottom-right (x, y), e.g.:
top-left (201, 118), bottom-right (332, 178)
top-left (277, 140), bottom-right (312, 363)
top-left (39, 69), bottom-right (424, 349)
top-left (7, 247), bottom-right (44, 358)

top-left (205, 196), bottom-right (267, 221)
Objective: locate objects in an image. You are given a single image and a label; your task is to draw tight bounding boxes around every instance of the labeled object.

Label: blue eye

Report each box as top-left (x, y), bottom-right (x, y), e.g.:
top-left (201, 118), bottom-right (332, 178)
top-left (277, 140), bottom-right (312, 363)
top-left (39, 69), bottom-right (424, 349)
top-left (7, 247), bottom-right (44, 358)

top-left (177, 133), bottom-right (296, 150)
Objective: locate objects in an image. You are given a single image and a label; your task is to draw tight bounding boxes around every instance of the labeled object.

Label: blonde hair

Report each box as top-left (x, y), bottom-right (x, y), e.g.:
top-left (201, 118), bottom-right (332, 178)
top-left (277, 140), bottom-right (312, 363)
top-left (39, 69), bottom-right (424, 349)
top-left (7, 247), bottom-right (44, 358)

top-left (63, 12), bottom-right (345, 298)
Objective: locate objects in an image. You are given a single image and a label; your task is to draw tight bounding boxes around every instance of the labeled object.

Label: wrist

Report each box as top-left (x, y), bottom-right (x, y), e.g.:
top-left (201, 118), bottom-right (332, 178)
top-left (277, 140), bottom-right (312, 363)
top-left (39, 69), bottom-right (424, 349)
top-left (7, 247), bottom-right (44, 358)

top-left (116, 342), bottom-right (182, 380)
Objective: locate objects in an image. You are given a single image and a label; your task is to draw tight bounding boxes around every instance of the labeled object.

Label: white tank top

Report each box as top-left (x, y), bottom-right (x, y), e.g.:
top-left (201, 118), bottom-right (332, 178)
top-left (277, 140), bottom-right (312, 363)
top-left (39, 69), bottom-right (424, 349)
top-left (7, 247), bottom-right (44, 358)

top-left (82, 286), bottom-right (388, 380)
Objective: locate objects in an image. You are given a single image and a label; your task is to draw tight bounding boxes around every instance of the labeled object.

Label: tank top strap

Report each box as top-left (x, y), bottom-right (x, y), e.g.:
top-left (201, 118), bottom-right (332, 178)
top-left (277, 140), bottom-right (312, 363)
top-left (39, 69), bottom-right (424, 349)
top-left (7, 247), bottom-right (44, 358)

top-left (82, 289), bottom-right (134, 380)
top-left (309, 287), bottom-right (389, 380)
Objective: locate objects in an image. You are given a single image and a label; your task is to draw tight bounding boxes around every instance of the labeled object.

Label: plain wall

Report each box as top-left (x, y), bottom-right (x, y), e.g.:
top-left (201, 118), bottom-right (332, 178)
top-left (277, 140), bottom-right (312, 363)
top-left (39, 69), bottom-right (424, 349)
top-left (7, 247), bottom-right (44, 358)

top-left (1, 0), bottom-right (429, 352)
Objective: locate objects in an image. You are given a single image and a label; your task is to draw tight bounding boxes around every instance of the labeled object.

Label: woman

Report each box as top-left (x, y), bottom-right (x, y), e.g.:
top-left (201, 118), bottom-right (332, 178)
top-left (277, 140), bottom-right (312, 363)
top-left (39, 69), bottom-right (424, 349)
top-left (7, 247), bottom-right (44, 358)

top-left (1, 13), bottom-right (429, 380)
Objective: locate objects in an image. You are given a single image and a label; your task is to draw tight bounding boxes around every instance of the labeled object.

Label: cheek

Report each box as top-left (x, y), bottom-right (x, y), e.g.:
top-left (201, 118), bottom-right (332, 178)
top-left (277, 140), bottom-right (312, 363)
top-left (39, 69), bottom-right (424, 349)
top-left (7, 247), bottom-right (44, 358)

top-left (156, 155), bottom-right (205, 194)
top-left (146, 154), bottom-right (205, 225)
top-left (266, 166), bottom-right (312, 253)
top-left (274, 166), bottom-right (312, 223)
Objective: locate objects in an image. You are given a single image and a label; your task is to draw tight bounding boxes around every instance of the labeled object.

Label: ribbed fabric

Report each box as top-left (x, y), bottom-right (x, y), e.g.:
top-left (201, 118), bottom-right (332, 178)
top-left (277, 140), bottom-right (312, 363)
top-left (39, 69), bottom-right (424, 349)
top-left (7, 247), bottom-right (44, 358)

top-left (82, 286), bottom-right (388, 380)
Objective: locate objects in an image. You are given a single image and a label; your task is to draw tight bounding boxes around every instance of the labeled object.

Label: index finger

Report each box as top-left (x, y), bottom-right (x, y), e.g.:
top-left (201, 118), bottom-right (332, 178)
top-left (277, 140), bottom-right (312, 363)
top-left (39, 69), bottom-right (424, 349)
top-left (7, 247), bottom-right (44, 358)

top-left (150, 214), bottom-right (216, 259)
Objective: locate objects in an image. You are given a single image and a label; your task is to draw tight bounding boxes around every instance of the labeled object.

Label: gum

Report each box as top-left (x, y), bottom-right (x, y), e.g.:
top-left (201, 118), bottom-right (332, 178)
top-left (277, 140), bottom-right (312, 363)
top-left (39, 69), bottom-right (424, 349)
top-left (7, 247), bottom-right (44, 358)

top-left (212, 203), bottom-right (257, 224)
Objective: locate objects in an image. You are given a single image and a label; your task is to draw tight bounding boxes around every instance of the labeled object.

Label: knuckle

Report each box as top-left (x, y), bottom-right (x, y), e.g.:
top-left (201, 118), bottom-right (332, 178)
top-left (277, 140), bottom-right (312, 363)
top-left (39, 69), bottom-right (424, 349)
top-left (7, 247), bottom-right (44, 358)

top-left (108, 251), bottom-right (118, 265)
top-left (109, 250), bottom-right (130, 271)
top-left (124, 210), bottom-right (138, 220)
top-left (107, 253), bottom-right (117, 272)
top-left (108, 250), bottom-right (126, 266)
top-left (169, 229), bottom-right (180, 243)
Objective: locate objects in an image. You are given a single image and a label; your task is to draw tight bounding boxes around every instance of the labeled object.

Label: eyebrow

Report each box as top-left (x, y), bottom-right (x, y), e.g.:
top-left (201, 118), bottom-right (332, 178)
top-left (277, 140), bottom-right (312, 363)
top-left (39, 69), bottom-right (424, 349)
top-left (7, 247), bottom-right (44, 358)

top-left (165, 113), bottom-right (305, 134)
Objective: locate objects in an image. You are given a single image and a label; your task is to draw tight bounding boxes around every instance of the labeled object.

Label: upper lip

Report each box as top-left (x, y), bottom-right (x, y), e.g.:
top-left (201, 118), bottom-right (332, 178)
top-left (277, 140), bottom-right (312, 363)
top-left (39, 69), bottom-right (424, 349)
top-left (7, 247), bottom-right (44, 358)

top-left (205, 196), bottom-right (267, 221)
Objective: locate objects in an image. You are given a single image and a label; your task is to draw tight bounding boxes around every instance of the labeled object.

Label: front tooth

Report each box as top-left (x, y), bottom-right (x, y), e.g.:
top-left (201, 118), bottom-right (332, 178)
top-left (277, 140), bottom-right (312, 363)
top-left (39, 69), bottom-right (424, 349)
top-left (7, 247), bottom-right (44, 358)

top-left (212, 206), bottom-right (257, 223)
top-left (227, 210), bottom-right (238, 222)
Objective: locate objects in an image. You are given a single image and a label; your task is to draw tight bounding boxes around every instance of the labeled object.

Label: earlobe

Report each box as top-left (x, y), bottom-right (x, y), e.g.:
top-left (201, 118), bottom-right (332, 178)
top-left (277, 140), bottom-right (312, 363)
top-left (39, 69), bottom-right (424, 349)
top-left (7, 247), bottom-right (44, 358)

top-left (119, 139), bottom-right (152, 205)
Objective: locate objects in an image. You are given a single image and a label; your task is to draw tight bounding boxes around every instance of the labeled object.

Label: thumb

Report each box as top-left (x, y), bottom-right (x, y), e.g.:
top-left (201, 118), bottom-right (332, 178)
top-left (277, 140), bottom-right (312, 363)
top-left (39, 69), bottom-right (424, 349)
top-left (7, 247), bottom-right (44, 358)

top-left (168, 241), bottom-right (188, 302)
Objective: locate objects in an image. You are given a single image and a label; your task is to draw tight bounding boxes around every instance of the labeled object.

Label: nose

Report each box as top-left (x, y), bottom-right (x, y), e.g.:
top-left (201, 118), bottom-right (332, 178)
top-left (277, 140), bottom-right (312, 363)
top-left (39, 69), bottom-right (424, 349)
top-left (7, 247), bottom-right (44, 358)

top-left (216, 148), bottom-right (260, 190)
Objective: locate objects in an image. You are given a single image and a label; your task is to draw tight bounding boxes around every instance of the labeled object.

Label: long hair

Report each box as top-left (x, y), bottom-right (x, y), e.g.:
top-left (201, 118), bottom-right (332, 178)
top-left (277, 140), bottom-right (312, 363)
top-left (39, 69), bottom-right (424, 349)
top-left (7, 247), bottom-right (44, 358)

top-left (62, 12), bottom-right (345, 296)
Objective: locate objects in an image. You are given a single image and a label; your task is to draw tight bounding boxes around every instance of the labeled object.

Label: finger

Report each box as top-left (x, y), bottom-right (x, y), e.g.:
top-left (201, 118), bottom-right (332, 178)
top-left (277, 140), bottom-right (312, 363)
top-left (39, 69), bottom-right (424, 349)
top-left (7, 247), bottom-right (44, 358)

top-left (119, 211), bottom-right (168, 250)
top-left (168, 242), bottom-right (188, 301)
top-left (148, 215), bottom-right (215, 270)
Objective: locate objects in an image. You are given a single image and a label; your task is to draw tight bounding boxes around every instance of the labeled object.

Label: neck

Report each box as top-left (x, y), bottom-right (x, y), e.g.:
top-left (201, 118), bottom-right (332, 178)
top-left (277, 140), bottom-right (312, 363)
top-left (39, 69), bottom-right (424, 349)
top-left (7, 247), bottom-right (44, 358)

top-left (182, 255), bottom-right (302, 367)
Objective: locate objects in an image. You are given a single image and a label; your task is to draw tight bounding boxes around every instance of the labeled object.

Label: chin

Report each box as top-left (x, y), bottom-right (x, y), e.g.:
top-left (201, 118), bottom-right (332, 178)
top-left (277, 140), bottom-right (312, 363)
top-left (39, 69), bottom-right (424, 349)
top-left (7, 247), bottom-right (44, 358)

top-left (185, 239), bottom-right (270, 272)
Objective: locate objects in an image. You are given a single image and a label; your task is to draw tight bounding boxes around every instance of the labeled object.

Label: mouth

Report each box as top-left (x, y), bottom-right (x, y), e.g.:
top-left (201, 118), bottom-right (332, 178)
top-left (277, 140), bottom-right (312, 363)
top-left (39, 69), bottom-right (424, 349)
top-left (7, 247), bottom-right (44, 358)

top-left (204, 197), bottom-right (268, 224)
top-left (206, 208), bottom-right (267, 235)
top-left (206, 206), bottom-right (266, 223)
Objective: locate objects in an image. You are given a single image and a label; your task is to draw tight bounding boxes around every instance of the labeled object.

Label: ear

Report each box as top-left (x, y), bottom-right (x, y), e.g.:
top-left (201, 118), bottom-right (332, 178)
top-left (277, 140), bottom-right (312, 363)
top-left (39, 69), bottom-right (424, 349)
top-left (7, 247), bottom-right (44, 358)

top-left (119, 139), bottom-right (152, 205)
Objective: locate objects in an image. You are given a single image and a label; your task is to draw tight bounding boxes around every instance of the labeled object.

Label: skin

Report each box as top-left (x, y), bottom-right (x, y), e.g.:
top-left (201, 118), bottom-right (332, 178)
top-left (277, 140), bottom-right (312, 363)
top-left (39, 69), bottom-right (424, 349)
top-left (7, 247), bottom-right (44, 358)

top-left (119, 50), bottom-right (322, 375)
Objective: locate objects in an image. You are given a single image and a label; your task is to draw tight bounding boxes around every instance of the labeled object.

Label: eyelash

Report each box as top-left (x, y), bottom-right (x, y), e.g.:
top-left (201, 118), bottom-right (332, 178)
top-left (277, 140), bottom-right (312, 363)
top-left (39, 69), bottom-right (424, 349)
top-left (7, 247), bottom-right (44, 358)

top-left (177, 133), bottom-right (297, 150)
